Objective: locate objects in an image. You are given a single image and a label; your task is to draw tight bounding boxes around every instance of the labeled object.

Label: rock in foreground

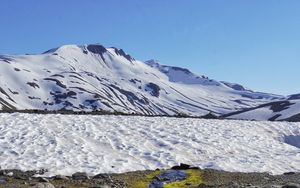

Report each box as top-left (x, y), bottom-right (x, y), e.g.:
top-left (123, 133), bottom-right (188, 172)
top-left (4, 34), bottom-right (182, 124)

top-left (0, 167), bottom-right (300, 188)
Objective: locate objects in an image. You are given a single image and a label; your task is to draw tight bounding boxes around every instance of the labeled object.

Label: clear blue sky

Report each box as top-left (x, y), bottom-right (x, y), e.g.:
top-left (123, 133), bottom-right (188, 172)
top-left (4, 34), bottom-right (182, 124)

top-left (0, 0), bottom-right (299, 95)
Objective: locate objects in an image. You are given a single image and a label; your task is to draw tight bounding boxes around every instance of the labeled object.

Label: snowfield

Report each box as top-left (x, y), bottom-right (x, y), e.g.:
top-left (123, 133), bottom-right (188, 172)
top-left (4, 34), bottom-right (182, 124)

top-left (0, 113), bottom-right (300, 176)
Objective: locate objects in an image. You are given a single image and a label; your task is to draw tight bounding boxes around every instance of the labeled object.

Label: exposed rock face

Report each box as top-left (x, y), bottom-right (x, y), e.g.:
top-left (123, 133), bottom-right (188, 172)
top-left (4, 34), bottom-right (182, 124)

top-left (87, 44), bottom-right (107, 55)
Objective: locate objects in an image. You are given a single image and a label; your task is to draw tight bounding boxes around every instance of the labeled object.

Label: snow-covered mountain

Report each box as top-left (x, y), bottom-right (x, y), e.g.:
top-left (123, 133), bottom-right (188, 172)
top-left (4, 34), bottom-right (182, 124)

top-left (225, 98), bottom-right (300, 122)
top-left (288, 93), bottom-right (300, 100)
top-left (0, 44), bottom-right (288, 117)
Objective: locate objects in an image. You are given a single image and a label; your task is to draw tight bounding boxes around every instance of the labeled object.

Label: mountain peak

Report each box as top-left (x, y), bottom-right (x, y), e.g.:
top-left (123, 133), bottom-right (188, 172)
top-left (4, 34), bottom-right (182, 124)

top-left (86, 44), bottom-right (107, 55)
top-left (42, 44), bottom-right (85, 54)
top-left (42, 44), bottom-right (136, 62)
top-left (110, 47), bottom-right (135, 62)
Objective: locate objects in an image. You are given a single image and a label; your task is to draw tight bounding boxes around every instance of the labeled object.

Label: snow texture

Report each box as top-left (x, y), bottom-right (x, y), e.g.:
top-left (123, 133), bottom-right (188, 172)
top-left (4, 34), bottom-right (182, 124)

top-left (0, 113), bottom-right (299, 176)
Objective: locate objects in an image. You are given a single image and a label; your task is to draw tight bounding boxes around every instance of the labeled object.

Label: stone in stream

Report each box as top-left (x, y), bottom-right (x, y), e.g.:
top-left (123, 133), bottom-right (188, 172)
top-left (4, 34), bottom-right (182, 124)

top-left (171, 163), bottom-right (191, 170)
top-left (185, 182), bottom-right (192, 185)
top-left (171, 163), bottom-right (199, 170)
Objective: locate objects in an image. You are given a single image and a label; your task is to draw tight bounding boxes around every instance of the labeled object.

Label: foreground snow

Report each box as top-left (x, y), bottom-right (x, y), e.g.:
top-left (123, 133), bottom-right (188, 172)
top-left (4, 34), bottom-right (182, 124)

top-left (0, 113), bottom-right (299, 176)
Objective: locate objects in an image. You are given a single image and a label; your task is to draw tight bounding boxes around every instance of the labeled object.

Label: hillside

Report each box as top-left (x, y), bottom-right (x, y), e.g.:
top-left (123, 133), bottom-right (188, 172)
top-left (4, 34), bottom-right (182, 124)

top-left (225, 99), bottom-right (300, 122)
top-left (0, 44), bottom-right (284, 117)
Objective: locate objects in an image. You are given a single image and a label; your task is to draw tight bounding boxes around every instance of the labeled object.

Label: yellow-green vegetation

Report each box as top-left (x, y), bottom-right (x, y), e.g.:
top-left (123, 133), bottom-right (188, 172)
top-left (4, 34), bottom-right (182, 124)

top-left (163, 169), bottom-right (203, 188)
top-left (131, 170), bottom-right (162, 188)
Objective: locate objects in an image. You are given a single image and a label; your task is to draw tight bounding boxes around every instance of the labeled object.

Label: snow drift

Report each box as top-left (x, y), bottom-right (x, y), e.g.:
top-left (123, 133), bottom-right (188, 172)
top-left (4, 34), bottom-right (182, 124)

top-left (0, 113), bottom-right (299, 176)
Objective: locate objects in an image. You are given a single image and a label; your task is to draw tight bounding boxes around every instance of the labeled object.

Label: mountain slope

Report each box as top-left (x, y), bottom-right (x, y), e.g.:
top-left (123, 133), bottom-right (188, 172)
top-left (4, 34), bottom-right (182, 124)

top-left (224, 99), bottom-right (300, 122)
top-left (0, 44), bottom-right (284, 116)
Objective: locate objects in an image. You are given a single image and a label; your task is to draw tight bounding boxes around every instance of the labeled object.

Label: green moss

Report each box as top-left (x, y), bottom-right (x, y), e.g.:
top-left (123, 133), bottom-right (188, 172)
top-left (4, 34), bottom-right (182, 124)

top-left (132, 181), bottom-right (151, 188)
top-left (131, 170), bottom-right (162, 188)
top-left (163, 169), bottom-right (203, 188)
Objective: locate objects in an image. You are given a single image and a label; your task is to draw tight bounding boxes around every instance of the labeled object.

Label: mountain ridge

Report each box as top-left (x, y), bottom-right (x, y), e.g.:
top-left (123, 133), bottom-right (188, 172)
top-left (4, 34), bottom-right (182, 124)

top-left (0, 43), bottom-right (298, 121)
